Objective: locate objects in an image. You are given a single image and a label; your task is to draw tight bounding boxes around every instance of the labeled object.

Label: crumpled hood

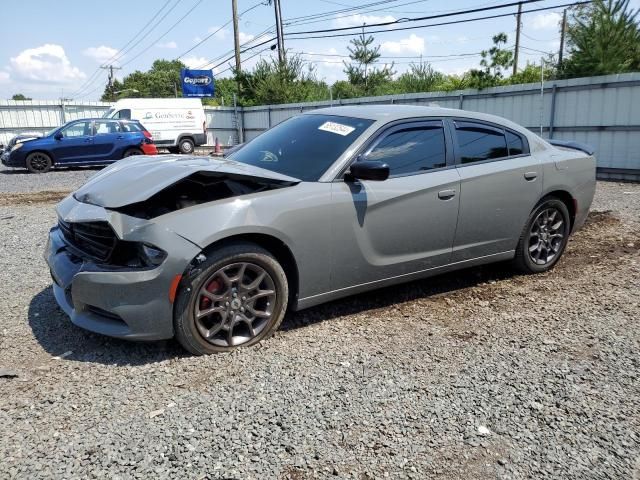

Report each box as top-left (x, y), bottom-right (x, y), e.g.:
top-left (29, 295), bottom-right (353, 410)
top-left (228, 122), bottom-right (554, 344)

top-left (73, 155), bottom-right (301, 208)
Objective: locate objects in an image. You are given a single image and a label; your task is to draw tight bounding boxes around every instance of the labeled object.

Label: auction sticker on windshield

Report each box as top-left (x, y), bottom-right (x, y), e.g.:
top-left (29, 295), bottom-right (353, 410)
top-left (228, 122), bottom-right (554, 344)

top-left (318, 121), bottom-right (356, 136)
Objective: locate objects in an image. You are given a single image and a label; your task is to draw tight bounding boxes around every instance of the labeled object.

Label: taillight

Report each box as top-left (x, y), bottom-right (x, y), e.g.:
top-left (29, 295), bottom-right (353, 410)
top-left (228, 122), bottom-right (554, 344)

top-left (143, 130), bottom-right (153, 140)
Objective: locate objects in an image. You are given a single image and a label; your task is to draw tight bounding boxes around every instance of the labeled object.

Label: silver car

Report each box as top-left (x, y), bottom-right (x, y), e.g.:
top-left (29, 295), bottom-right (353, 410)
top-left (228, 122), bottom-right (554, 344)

top-left (45, 106), bottom-right (596, 354)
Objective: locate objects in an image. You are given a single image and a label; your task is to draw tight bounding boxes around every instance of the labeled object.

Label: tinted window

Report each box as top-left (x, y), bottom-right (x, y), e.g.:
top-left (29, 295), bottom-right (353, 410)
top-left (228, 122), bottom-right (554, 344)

top-left (94, 121), bottom-right (121, 135)
top-left (61, 121), bottom-right (91, 138)
top-left (115, 109), bottom-right (131, 120)
top-left (506, 130), bottom-right (524, 156)
top-left (229, 114), bottom-right (374, 181)
top-left (456, 124), bottom-right (507, 163)
top-left (122, 122), bottom-right (143, 132)
top-left (367, 125), bottom-right (446, 175)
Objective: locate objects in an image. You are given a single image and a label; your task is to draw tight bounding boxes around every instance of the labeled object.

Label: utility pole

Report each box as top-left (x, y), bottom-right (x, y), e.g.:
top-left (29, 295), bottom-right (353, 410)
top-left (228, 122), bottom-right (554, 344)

top-left (232, 0), bottom-right (242, 72)
top-left (558, 9), bottom-right (568, 65)
top-left (513, 2), bottom-right (522, 76)
top-left (273, 0), bottom-right (285, 63)
top-left (101, 65), bottom-right (122, 88)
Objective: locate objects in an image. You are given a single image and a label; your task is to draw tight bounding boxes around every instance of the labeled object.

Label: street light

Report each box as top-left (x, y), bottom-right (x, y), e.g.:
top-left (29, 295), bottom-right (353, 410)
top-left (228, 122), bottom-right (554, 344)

top-left (113, 88), bottom-right (139, 97)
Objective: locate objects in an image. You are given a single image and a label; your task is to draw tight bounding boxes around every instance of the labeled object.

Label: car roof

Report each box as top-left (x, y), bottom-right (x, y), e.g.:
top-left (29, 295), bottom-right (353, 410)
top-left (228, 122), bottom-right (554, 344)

top-left (68, 118), bottom-right (139, 122)
top-left (305, 105), bottom-right (526, 132)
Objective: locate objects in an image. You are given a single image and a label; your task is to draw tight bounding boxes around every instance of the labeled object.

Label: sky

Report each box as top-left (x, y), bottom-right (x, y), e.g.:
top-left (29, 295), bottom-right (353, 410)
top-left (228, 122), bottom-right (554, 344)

top-left (0, 0), bottom-right (638, 101)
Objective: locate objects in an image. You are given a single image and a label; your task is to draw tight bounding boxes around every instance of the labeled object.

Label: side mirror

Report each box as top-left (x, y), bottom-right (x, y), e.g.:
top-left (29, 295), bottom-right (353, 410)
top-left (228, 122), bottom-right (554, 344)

top-left (348, 160), bottom-right (390, 181)
top-left (54, 132), bottom-right (63, 140)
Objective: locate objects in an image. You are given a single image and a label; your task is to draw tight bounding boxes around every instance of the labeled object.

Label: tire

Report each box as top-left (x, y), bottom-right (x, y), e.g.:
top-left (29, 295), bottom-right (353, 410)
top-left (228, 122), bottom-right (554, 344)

top-left (123, 148), bottom-right (142, 158)
top-left (174, 242), bottom-right (289, 355)
top-left (513, 197), bottom-right (571, 273)
top-left (178, 137), bottom-right (195, 154)
top-left (26, 152), bottom-right (52, 173)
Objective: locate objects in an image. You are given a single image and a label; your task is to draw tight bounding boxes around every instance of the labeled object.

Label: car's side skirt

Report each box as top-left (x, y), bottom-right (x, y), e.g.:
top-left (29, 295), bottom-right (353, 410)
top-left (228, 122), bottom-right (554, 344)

top-left (293, 250), bottom-right (515, 311)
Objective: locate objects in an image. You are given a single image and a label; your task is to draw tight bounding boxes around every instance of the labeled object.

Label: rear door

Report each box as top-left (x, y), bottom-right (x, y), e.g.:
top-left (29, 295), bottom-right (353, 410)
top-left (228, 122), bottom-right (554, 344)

top-left (449, 119), bottom-right (542, 262)
top-left (330, 119), bottom-right (461, 290)
top-left (92, 120), bottom-right (125, 162)
top-left (50, 121), bottom-right (94, 163)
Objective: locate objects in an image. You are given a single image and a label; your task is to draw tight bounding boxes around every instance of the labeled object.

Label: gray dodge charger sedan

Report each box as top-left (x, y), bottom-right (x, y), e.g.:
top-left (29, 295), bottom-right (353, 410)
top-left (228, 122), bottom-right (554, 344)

top-left (46, 106), bottom-right (596, 355)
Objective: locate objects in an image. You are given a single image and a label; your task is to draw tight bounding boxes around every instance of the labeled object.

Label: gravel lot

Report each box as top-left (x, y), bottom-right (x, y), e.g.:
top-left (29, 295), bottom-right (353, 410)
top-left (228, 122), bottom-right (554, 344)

top-left (0, 168), bottom-right (639, 479)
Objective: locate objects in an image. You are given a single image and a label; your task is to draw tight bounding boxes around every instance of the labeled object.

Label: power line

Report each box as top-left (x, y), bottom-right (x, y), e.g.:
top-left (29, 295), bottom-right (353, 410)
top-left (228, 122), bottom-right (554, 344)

top-left (120, 0), bottom-right (205, 68)
top-left (195, 27), bottom-right (276, 69)
top-left (284, 1), bottom-right (592, 40)
top-left (69, 0), bottom-right (176, 98)
top-left (287, 0), bottom-right (545, 36)
top-left (176, 1), bottom-right (266, 59)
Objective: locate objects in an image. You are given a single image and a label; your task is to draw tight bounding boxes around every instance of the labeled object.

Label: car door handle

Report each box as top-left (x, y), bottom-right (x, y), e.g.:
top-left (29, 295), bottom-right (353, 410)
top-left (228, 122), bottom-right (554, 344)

top-left (524, 171), bottom-right (538, 181)
top-left (438, 189), bottom-right (456, 200)
top-left (116, 135), bottom-right (124, 139)
top-left (84, 138), bottom-right (92, 143)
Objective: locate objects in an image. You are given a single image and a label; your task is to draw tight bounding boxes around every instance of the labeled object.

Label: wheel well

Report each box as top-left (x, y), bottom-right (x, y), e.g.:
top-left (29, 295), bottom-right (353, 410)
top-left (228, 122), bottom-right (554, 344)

top-left (178, 135), bottom-right (195, 144)
top-left (542, 190), bottom-right (576, 229)
top-left (26, 150), bottom-right (54, 163)
top-left (200, 234), bottom-right (299, 307)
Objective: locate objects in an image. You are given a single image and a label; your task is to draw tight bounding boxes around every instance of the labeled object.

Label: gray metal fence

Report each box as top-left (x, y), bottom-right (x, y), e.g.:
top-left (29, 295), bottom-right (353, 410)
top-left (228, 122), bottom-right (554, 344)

top-left (241, 72), bottom-right (640, 180)
top-left (1, 73), bottom-right (639, 179)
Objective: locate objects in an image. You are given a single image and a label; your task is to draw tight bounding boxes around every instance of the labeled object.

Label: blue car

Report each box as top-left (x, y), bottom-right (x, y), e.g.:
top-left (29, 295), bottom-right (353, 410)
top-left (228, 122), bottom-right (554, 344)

top-left (1, 118), bottom-right (158, 173)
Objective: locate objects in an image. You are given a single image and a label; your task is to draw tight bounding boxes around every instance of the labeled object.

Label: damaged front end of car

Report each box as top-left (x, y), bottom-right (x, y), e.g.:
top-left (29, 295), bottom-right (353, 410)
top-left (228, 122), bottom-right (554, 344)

top-left (45, 155), bottom-right (301, 340)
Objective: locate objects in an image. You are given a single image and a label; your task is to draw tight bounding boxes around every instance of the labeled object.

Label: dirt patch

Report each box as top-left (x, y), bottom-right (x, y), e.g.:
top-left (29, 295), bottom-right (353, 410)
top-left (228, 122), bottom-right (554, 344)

top-left (0, 191), bottom-right (70, 206)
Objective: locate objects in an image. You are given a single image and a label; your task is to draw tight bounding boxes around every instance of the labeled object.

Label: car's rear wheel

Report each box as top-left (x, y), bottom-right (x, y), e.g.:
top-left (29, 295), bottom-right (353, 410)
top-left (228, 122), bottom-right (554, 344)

top-left (174, 242), bottom-right (288, 355)
top-left (514, 197), bottom-right (571, 273)
top-left (26, 152), bottom-right (52, 173)
top-left (123, 148), bottom-right (142, 158)
top-left (178, 137), bottom-right (194, 154)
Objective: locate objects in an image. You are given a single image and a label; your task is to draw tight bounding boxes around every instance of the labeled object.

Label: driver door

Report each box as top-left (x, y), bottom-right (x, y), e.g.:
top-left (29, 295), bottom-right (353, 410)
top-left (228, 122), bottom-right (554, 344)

top-left (330, 120), bottom-right (461, 291)
top-left (51, 121), bottom-right (94, 164)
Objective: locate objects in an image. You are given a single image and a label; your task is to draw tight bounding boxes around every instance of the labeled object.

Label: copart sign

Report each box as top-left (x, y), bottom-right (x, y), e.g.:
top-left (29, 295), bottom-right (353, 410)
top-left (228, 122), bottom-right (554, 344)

top-left (181, 69), bottom-right (215, 97)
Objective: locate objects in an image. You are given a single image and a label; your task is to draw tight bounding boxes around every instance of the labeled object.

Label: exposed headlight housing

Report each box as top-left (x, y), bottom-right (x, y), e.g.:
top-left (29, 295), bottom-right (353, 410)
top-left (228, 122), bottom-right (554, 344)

top-left (12, 143), bottom-right (24, 151)
top-left (140, 243), bottom-right (167, 266)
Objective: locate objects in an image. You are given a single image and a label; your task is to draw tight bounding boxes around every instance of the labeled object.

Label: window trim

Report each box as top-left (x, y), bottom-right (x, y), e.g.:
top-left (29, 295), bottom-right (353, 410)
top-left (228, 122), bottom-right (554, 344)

top-left (93, 120), bottom-right (120, 136)
top-left (335, 117), bottom-right (455, 181)
top-left (61, 120), bottom-right (93, 138)
top-left (447, 117), bottom-right (530, 167)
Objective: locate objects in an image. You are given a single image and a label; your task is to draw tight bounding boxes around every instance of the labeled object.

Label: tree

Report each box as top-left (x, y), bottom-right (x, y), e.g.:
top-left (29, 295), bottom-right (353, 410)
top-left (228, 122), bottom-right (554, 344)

top-left (562, 0), bottom-right (640, 77)
top-left (468, 33), bottom-right (514, 88)
top-left (344, 30), bottom-right (394, 94)
top-left (101, 59), bottom-right (185, 101)
top-left (395, 62), bottom-right (445, 93)
top-left (237, 54), bottom-right (328, 106)
top-left (11, 93), bottom-right (31, 101)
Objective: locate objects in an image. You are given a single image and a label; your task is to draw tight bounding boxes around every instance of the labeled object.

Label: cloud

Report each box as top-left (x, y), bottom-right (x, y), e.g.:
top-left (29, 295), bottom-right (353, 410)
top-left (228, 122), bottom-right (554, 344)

top-left (157, 41), bottom-right (177, 49)
top-left (208, 26), bottom-right (228, 40)
top-left (381, 34), bottom-right (425, 55)
top-left (182, 56), bottom-right (209, 69)
top-left (83, 45), bottom-right (118, 64)
top-left (531, 12), bottom-right (562, 30)
top-left (239, 32), bottom-right (254, 44)
top-left (10, 44), bottom-right (85, 83)
top-left (0, 71), bottom-right (9, 84)
top-left (333, 13), bottom-right (395, 28)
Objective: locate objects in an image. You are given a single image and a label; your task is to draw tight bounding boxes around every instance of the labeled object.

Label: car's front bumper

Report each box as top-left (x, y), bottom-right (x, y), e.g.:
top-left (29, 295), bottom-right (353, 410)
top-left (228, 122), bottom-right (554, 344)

top-left (45, 197), bottom-right (202, 341)
top-left (1, 149), bottom-right (24, 167)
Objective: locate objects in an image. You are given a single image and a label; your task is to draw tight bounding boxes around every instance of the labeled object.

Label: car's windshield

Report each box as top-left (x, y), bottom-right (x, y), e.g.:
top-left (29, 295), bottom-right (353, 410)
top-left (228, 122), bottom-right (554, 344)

top-left (228, 114), bottom-right (374, 181)
top-left (44, 127), bottom-right (59, 137)
top-left (102, 108), bottom-right (115, 118)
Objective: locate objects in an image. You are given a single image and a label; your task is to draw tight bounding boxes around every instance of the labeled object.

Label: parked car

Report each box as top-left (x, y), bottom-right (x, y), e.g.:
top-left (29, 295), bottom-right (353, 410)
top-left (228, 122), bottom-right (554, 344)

top-left (1, 118), bottom-right (157, 173)
top-left (102, 98), bottom-right (207, 154)
top-left (45, 105), bottom-right (596, 354)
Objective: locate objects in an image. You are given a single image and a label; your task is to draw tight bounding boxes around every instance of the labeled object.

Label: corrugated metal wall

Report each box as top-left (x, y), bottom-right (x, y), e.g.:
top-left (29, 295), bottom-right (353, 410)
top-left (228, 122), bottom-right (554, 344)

top-left (2, 73), bottom-right (639, 178)
top-left (241, 73), bottom-right (640, 178)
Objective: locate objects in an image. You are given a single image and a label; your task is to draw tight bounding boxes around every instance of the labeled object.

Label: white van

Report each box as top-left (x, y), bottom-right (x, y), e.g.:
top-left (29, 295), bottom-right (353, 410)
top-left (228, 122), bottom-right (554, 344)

top-left (103, 98), bottom-right (207, 154)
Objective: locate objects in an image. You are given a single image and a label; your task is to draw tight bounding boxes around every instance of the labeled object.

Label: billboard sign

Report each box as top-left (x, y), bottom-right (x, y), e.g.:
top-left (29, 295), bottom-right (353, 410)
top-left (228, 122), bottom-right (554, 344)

top-left (181, 69), bottom-right (214, 97)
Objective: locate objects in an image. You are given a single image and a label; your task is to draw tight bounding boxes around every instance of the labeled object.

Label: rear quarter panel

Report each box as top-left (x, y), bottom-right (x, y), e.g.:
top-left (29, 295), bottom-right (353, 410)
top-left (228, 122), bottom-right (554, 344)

top-left (540, 148), bottom-right (596, 231)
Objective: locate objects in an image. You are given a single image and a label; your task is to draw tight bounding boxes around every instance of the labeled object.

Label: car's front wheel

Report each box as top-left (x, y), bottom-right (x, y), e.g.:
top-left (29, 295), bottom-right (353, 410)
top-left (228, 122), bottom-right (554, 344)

top-left (174, 242), bottom-right (289, 355)
top-left (26, 152), bottom-right (52, 173)
top-left (123, 148), bottom-right (142, 158)
top-left (514, 197), bottom-right (571, 273)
